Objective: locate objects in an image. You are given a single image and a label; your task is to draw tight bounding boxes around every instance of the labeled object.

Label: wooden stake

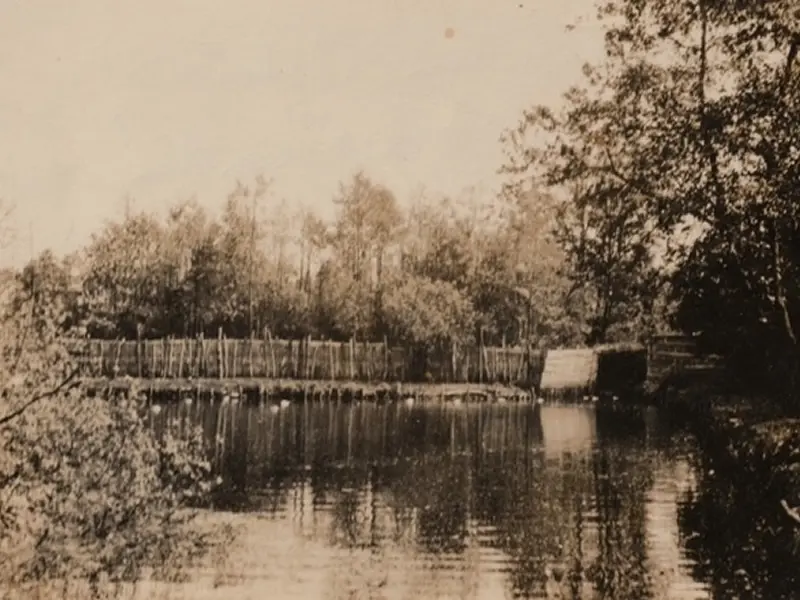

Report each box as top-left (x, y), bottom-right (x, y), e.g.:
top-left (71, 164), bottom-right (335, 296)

top-left (217, 328), bottom-right (224, 379)
top-left (349, 337), bottom-right (355, 380)
top-left (309, 337), bottom-right (318, 379)
top-left (268, 327), bottom-right (272, 377)
top-left (198, 333), bottom-right (204, 378)
top-left (452, 340), bottom-right (457, 383)
top-left (249, 333), bottom-right (255, 378)
top-left (166, 337), bottom-right (172, 378)
top-left (363, 339), bottom-right (370, 381)
top-left (383, 335), bottom-right (389, 380)
top-left (231, 337), bottom-right (238, 378)
top-left (479, 329), bottom-right (484, 384)
top-left (113, 340), bottom-right (123, 378)
top-left (136, 328), bottom-right (143, 379)
top-left (178, 338), bottom-right (185, 378)
top-left (267, 329), bottom-right (276, 378)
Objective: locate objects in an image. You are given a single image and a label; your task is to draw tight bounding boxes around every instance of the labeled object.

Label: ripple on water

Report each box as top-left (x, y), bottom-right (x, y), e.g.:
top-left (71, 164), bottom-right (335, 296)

top-left (143, 401), bottom-right (729, 599)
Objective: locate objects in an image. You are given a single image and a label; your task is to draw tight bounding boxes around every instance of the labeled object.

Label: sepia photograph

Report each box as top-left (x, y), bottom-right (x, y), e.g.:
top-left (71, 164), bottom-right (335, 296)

top-left (1, 0), bottom-right (799, 598)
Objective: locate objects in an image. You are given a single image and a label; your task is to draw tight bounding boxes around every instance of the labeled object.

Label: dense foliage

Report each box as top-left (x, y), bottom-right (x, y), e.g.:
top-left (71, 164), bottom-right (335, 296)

top-left (0, 266), bottom-right (227, 597)
top-left (28, 172), bottom-right (606, 350)
top-left (680, 409), bottom-right (800, 598)
top-left (501, 0), bottom-right (800, 395)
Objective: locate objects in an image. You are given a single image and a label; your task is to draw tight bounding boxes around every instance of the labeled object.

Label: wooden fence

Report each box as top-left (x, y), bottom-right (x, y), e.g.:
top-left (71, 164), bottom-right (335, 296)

top-left (70, 334), bottom-right (544, 386)
top-left (646, 333), bottom-right (723, 390)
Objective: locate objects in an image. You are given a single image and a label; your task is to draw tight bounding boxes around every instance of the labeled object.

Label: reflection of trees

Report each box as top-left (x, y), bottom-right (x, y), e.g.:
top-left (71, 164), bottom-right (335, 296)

top-left (474, 409), bottom-right (656, 599)
top-left (586, 441), bottom-right (653, 599)
top-left (678, 451), bottom-right (800, 598)
top-left (595, 405), bottom-right (647, 444)
top-left (475, 450), bottom-right (567, 597)
top-left (159, 397), bottom-right (674, 597)
top-left (328, 469), bottom-right (374, 549)
top-left (385, 455), bottom-right (470, 554)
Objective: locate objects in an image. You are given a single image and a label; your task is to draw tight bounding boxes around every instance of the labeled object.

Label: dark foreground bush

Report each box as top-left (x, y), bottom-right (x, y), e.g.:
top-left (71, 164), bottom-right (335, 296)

top-left (679, 408), bottom-right (800, 599)
top-left (0, 291), bottom-right (231, 598)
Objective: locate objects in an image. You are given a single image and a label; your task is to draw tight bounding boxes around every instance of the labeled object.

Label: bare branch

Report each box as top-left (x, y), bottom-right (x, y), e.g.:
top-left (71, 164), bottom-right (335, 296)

top-left (771, 221), bottom-right (799, 347)
top-left (0, 367), bottom-right (81, 428)
top-left (698, 0), bottom-right (727, 224)
top-left (779, 34), bottom-right (799, 98)
top-left (780, 499), bottom-right (800, 525)
top-left (598, 148), bottom-right (672, 206)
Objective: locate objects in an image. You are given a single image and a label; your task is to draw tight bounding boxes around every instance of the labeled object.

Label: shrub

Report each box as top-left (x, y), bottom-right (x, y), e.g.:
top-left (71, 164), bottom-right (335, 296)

top-left (0, 277), bottom-right (226, 598)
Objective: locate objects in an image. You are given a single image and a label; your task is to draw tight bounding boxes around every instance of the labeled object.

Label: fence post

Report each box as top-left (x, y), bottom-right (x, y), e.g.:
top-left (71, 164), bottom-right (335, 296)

top-left (479, 328), bottom-right (484, 384)
top-left (349, 337), bottom-right (356, 380)
top-left (266, 328), bottom-right (276, 377)
top-left (230, 339), bottom-right (239, 377)
top-left (249, 332), bottom-right (255, 378)
top-left (217, 328), bottom-right (224, 379)
top-left (452, 340), bottom-right (457, 383)
top-left (383, 335), bottom-right (389, 380)
top-left (178, 338), bottom-right (185, 378)
top-left (501, 335), bottom-right (506, 383)
top-left (298, 336), bottom-right (305, 380)
top-left (136, 327), bottom-right (143, 379)
top-left (113, 340), bottom-right (122, 378)
top-left (363, 338), bottom-right (369, 381)
top-left (197, 333), bottom-right (204, 378)
top-left (306, 336), bottom-right (313, 379)
top-left (262, 327), bottom-right (269, 377)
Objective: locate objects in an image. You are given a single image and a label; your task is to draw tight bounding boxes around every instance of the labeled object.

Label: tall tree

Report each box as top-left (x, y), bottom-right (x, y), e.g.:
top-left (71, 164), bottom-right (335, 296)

top-left (329, 172), bottom-right (403, 338)
top-left (502, 0), bottom-right (799, 362)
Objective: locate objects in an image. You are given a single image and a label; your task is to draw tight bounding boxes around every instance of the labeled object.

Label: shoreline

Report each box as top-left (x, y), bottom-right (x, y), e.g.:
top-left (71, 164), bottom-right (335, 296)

top-left (82, 377), bottom-right (536, 401)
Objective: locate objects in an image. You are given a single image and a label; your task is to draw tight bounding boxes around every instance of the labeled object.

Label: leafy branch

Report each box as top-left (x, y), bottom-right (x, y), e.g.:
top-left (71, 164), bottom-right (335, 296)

top-left (0, 366), bottom-right (81, 428)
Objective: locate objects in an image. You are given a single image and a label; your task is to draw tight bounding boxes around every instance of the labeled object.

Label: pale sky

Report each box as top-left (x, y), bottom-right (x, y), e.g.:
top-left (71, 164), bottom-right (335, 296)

top-left (0, 0), bottom-right (605, 268)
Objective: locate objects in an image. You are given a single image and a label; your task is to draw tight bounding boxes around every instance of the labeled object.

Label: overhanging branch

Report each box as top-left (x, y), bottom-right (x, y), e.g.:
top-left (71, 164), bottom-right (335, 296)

top-left (781, 499), bottom-right (800, 526)
top-left (0, 367), bottom-right (81, 428)
top-left (779, 34), bottom-right (799, 98)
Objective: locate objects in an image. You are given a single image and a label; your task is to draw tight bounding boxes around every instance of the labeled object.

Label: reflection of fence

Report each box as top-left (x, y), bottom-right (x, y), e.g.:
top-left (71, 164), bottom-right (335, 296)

top-left (70, 334), bottom-right (544, 386)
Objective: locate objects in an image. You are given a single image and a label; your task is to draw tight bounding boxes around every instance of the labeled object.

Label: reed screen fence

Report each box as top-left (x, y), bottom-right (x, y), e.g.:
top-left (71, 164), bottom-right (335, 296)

top-left (70, 334), bottom-right (544, 387)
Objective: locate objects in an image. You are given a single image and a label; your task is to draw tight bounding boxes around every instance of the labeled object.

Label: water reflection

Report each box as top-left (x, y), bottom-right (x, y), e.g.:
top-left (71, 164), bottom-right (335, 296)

top-left (152, 399), bottom-right (711, 599)
top-left (677, 443), bottom-right (800, 599)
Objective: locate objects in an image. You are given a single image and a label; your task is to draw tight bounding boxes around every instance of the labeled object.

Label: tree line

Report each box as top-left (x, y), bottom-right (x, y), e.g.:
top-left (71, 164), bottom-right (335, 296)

top-left (20, 171), bottom-right (665, 354)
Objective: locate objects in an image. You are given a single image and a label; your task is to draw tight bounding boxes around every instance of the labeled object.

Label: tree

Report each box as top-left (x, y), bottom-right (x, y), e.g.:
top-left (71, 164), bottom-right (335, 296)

top-left (552, 186), bottom-right (662, 344)
top-left (83, 212), bottom-right (169, 338)
top-left (500, 60), bottom-right (665, 345)
top-left (502, 0), bottom-right (799, 373)
top-left (328, 172), bottom-right (403, 338)
top-left (499, 190), bottom-right (582, 347)
top-left (0, 265), bottom-right (227, 597)
top-left (382, 272), bottom-right (476, 378)
top-left (402, 195), bottom-right (477, 290)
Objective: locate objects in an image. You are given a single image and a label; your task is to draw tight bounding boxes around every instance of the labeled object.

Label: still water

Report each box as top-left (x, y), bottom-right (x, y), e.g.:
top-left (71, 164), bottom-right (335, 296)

top-left (153, 398), bottom-right (720, 599)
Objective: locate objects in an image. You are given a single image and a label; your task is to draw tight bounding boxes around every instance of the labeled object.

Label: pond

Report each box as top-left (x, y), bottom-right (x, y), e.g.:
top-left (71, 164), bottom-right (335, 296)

top-left (147, 397), bottom-right (728, 599)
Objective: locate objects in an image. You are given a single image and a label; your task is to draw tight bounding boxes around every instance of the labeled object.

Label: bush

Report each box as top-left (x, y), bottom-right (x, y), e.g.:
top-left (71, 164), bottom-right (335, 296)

top-left (0, 281), bottom-right (226, 598)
